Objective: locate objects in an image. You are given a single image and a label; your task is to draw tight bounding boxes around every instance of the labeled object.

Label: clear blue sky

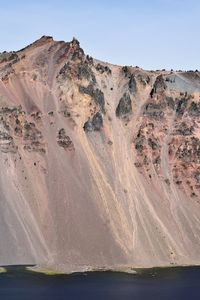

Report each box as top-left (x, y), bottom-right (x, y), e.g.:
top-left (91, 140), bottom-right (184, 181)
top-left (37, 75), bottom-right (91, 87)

top-left (0, 0), bottom-right (199, 70)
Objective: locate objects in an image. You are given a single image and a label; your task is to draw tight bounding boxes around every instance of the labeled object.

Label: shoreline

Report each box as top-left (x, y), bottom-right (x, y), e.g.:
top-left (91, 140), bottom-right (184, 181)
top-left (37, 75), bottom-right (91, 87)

top-left (1, 264), bottom-right (200, 276)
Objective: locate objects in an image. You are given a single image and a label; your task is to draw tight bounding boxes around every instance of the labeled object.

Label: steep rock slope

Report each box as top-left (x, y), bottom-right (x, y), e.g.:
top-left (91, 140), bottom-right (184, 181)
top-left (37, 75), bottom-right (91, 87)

top-left (0, 36), bottom-right (200, 272)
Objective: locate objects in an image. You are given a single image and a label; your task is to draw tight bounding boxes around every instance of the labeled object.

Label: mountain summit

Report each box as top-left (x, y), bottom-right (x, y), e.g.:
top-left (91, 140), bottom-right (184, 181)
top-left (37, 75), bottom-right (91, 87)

top-left (0, 36), bottom-right (200, 272)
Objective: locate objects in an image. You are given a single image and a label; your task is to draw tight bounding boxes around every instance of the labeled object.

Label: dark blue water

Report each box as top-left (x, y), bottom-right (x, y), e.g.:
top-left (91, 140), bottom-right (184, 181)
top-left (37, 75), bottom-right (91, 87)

top-left (0, 266), bottom-right (200, 300)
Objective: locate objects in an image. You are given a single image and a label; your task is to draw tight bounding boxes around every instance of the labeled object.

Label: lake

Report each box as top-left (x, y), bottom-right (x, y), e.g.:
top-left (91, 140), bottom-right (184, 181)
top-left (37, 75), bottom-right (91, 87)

top-left (0, 266), bottom-right (200, 300)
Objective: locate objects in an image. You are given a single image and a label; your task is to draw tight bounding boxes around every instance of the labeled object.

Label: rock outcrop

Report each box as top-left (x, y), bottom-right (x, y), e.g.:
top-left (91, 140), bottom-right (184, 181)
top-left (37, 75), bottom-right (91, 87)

top-left (83, 112), bottom-right (103, 132)
top-left (116, 93), bottom-right (132, 118)
top-left (0, 36), bottom-right (200, 273)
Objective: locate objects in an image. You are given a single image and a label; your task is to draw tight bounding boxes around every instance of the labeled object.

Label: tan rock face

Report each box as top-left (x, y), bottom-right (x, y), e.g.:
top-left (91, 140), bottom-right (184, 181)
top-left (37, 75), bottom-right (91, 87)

top-left (0, 36), bottom-right (200, 272)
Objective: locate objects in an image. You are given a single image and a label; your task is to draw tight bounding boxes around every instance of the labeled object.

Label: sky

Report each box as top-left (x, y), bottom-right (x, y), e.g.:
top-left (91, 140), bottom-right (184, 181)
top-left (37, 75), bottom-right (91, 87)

top-left (0, 0), bottom-right (199, 70)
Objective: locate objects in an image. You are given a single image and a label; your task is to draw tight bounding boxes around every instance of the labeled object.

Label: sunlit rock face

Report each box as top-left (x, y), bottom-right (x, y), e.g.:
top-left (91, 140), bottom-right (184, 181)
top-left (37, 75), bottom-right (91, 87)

top-left (0, 36), bottom-right (200, 272)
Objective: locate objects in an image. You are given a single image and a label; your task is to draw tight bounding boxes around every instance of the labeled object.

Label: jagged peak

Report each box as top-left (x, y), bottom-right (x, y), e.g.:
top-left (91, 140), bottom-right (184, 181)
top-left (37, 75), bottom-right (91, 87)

top-left (38, 35), bottom-right (54, 42)
top-left (33, 35), bottom-right (54, 46)
top-left (17, 35), bottom-right (83, 55)
top-left (17, 35), bottom-right (54, 53)
top-left (71, 37), bottom-right (80, 48)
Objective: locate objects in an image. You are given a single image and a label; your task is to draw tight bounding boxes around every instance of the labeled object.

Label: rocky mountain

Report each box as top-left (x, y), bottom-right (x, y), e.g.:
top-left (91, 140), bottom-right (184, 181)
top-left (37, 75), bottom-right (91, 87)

top-left (0, 36), bottom-right (200, 272)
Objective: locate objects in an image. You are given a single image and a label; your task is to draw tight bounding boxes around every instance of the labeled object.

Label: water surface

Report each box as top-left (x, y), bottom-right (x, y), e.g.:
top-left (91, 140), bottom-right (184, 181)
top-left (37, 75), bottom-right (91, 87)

top-left (0, 266), bottom-right (200, 300)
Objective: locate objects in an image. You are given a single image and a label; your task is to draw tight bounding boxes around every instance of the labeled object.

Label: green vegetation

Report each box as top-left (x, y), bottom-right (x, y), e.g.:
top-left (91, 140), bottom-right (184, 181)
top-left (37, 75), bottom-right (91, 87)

top-left (0, 267), bottom-right (6, 273)
top-left (26, 267), bottom-right (64, 276)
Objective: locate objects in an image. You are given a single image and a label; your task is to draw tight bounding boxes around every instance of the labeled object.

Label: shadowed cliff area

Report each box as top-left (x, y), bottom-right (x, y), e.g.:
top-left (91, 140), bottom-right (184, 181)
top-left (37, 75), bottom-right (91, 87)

top-left (0, 36), bottom-right (200, 272)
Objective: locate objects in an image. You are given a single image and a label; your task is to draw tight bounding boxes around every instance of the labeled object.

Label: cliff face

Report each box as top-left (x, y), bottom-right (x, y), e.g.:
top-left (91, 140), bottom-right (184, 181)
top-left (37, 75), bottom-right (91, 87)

top-left (0, 36), bottom-right (200, 272)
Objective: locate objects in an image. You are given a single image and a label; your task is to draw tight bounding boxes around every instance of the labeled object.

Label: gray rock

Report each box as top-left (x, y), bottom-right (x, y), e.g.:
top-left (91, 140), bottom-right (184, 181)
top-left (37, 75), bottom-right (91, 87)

top-left (143, 111), bottom-right (164, 120)
top-left (195, 172), bottom-right (200, 184)
top-left (174, 122), bottom-right (194, 136)
top-left (165, 96), bottom-right (175, 109)
top-left (148, 138), bottom-right (159, 150)
top-left (116, 93), bottom-right (132, 118)
top-left (175, 97), bottom-right (188, 116)
top-left (177, 137), bottom-right (200, 163)
top-left (77, 62), bottom-right (96, 82)
top-left (95, 63), bottom-right (111, 75)
top-left (188, 102), bottom-right (200, 117)
top-left (128, 75), bottom-right (137, 94)
top-left (83, 112), bottom-right (103, 132)
top-left (150, 75), bottom-right (167, 98)
top-left (57, 128), bottom-right (74, 150)
top-left (79, 84), bottom-right (105, 113)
